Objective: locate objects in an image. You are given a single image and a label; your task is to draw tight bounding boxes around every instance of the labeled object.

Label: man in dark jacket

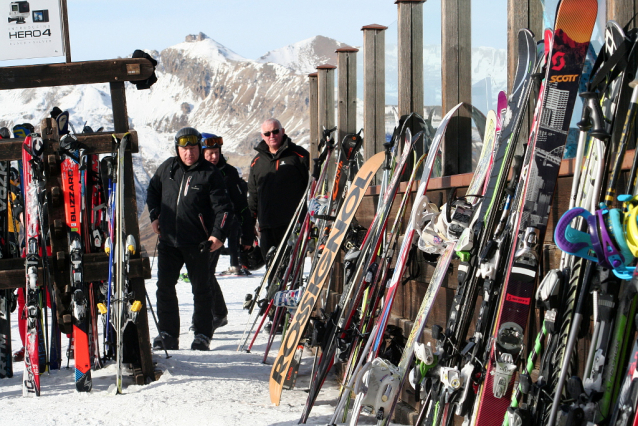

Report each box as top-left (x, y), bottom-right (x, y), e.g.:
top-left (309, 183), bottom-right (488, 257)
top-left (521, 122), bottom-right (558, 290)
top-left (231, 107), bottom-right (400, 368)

top-left (146, 127), bottom-right (233, 351)
top-left (200, 132), bottom-right (254, 331)
top-left (248, 118), bottom-right (310, 260)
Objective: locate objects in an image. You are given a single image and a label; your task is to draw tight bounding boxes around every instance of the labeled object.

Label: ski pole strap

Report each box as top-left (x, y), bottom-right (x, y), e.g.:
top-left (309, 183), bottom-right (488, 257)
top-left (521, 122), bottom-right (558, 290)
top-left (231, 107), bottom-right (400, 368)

top-left (588, 35), bottom-right (632, 93)
top-left (606, 206), bottom-right (634, 265)
top-left (590, 208), bottom-right (624, 270)
top-left (621, 195), bottom-right (638, 256)
top-left (554, 207), bottom-right (597, 262)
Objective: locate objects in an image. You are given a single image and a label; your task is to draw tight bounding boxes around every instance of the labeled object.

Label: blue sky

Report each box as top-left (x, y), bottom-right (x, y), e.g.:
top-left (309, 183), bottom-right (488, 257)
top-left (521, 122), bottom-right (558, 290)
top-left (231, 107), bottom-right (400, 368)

top-left (2, 0), bottom-right (508, 65)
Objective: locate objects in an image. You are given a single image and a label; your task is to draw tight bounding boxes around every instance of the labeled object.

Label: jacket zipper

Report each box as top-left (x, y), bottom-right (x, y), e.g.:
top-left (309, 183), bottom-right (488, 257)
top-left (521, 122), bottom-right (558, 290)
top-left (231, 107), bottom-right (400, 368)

top-left (199, 213), bottom-right (209, 236)
top-left (175, 173), bottom-right (186, 239)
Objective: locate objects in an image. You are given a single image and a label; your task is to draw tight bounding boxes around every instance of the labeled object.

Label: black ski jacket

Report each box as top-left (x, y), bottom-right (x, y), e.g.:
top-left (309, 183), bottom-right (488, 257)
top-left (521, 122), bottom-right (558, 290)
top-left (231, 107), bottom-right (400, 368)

top-left (216, 156), bottom-right (254, 246)
top-left (248, 136), bottom-right (309, 229)
top-left (147, 156), bottom-right (233, 247)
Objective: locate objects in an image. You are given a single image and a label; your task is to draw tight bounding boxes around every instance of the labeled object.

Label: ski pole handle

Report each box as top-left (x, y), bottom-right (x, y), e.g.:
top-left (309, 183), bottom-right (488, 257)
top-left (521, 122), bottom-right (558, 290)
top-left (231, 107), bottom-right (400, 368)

top-left (554, 207), bottom-right (597, 261)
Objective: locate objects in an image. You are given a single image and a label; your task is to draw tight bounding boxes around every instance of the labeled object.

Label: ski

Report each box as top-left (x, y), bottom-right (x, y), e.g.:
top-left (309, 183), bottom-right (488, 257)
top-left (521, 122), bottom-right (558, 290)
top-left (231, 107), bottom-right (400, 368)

top-left (0, 133), bottom-right (12, 379)
top-left (299, 124), bottom-right (421, 421)
top-left (59, 134), bottom-right (92, 392)
top-left (470, 1), bottom-right (597, 424)
top-left (22, 134), bottom-right (44, 396)
top-left (269, 150), bottom-right (386, 406)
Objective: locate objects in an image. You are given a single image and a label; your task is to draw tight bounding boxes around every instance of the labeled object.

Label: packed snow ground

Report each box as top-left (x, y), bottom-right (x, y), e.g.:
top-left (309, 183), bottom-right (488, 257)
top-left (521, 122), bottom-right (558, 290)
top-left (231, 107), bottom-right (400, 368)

top-left (0, 254), bottom-right (402, 426)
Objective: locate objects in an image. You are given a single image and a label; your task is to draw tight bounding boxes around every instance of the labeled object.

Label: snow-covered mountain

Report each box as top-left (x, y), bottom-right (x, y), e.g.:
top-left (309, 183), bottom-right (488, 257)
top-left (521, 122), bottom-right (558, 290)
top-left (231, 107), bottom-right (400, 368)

top-left (0, 32), bottom-right (507, 223)
top-left (384, 44), bottom-right (507, 107)
top-left (258, 35), bottom-right (348, 74)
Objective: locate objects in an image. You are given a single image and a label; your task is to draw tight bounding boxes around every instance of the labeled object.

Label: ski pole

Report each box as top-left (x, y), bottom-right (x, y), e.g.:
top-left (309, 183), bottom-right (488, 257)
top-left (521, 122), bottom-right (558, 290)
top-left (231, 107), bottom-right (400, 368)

top-left (147, 239), bottom-right (170, 359)
top-left (145, 290), bottom-right (170, 359)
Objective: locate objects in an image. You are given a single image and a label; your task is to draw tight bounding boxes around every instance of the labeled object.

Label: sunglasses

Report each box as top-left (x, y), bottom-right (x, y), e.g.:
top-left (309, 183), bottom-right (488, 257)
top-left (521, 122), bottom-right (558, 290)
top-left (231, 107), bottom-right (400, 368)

top-left (262, 129), bottom-right (281, 137)
top-left (202, 136), bottom-right (224, 148)
top-left (176, 134), bottom-right (200, 147)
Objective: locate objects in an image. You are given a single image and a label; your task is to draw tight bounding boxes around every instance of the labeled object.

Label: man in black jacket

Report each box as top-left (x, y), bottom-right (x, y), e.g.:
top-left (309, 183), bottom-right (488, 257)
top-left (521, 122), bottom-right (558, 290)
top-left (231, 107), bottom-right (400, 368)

top-left (147, 127), bottom-right (233, 351)
top-left (248, 118), bottom-right (310, 260)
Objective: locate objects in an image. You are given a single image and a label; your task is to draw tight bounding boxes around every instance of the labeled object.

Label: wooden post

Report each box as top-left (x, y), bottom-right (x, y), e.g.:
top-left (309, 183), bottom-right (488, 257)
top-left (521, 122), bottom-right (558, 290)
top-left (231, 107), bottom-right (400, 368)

top-left (362, 24), bottom-right (387, 161)
top-left (607, 0), bottom-right (633, 29)
top-left (441, 0), bottom-right (472, 175)
top-left (308, 73), bottom-right (319, 162)
top-left (507, 0), bottom-right (543, 156)
top-left (396, 1), bottom-right (425, 118)
top-left (336, 47), bottom-right (359, 146)
top-left (60, 0), bottom-right (72, 63)
top-left (110, 82), bottom-right (155, 384)
top-left (317, 64), bottom-right (337, 144)
top-left (396, 0), bottom-right (425, 178)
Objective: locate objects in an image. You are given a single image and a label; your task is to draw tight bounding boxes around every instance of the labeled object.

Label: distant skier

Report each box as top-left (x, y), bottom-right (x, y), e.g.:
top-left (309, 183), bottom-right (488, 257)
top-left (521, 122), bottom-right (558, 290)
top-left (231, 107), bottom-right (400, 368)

top-left (200, 133), bottom-right (254, 332)
top-left (248, 118), bottom-right (310, 260)
top-left (147, 127), bottom-right (233, 351)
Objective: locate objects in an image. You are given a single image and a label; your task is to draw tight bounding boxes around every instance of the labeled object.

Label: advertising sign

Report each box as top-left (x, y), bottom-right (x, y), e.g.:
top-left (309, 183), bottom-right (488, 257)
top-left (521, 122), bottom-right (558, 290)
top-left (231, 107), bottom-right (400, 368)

top-left (0, 0), bottom-right (65, 61)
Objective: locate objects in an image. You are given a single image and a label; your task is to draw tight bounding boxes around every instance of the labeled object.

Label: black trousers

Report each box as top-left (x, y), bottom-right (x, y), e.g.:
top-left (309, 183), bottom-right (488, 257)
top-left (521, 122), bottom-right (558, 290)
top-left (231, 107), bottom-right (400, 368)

top-left (259, 225), bottom-right (288, 261)
top-left (228, 220), bottom-right (240, 268)
top-left (156, 243), bottom-right (213, 338)
top-left (209, 250), bottom-right (228, 318)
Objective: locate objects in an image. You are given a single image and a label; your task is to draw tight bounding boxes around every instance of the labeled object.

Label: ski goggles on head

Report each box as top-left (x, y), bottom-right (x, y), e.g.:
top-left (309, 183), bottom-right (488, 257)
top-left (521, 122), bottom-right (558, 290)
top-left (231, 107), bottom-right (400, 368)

top-left (202, 135), bottom-right (223, 149)
top-left (176, 134), bottom-right (200, 147)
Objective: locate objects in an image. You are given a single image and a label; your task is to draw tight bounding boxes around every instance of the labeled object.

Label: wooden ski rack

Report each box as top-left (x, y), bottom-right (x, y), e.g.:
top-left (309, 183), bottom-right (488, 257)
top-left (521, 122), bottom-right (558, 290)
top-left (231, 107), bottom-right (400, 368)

top-left (0, 57), bottom-right (157, 383)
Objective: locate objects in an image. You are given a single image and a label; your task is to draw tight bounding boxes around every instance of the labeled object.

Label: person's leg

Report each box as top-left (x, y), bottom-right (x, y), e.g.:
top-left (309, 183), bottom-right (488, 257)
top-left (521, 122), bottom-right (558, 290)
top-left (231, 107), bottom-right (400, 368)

top-left (228, 220), bottom-right (240, 269)
top-left (17, 288), bottom-right (25, 346)
top-left (259, 227), bottom-right (275, 261)
top-left (272, 225), bottom-right (288, 248)
top-left (155, 243), bottom-right (183, 338)
top-left (183, 246), bottom-right (213, 338)
top-left (209, 250), bottom-right (228, 319)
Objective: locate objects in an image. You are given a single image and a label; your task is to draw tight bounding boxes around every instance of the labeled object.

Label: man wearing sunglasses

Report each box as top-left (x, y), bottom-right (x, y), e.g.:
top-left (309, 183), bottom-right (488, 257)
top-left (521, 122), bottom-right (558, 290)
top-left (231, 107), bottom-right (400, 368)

top-left (248, 119), bottom-right (309, 260)
top-left (146, 127), bottom-right (234, 351)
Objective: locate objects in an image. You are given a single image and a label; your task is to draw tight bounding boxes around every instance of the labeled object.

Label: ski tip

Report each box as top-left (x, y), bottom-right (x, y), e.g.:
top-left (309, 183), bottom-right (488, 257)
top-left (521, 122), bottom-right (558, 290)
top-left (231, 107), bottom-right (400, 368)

top-left (555, 0), bottom-right (598, 43)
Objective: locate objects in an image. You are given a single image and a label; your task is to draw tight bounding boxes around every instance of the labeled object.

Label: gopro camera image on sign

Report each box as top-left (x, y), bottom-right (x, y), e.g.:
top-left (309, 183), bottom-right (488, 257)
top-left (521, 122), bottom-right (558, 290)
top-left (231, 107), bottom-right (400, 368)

top-left (8, 1), bottom-right (29, 24)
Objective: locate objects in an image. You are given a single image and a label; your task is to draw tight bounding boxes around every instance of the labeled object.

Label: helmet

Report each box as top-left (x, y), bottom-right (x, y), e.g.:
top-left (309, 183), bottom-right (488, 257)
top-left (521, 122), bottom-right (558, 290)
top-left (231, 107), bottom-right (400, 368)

top-left (0, 127), bottom-right (10, 139)
top-left (174, 127), bottom-right (201, 151)
top-left (240, 246), bottom-right (265, 271)
top-left (201, 133), bottom-right (224, 150)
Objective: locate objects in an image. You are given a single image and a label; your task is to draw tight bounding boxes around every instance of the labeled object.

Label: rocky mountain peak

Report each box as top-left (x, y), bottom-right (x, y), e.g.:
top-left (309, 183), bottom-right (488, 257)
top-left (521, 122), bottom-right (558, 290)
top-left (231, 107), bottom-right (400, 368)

top-left (185, 32), bottom-right (209, 43)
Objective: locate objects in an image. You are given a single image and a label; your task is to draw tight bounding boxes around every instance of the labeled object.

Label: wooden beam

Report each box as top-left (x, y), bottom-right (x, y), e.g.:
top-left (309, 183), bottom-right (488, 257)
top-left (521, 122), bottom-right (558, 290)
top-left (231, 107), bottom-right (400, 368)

top-left (111, 81), bottom-right (130, 132)
top-left (317, 64), bottom-right (337, 143)
top-left (308, 73), bottom-right (319, 162)
top-left (0, 256), bottom-right (151, 290)
top-left (362, 24), bottom-right (387, 162)
top-left (397, 1), bottom-right (425, 117)
top-left (397, 1), bottom-right (426, 179)
top-left (61, 0), bottom-right (72, 63)
top-left (607, 0), bottom-right (632, 28)
top-left (337, 47), bottom-right (359, 145)
top-left (508, 0), bottom-right (543, 158)
top-left (0, 132), bottom-right (139, 161)
top-left (0, 58), bottom-right (155, 90)
top-left (441, 0), bottom-right (472, 175)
